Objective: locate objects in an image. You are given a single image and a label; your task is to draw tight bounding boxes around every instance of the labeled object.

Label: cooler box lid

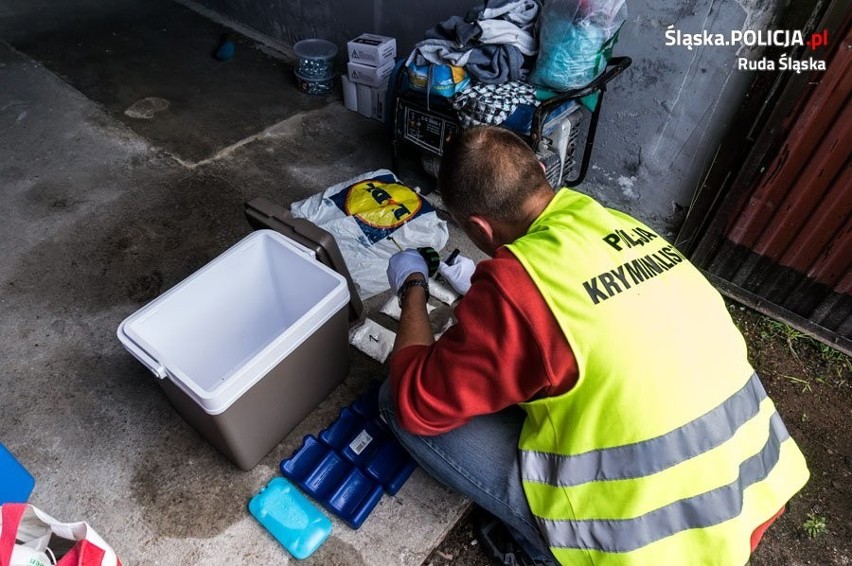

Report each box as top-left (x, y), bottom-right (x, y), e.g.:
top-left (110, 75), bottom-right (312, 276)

top-left (244, 197), bottom-right (363, 323)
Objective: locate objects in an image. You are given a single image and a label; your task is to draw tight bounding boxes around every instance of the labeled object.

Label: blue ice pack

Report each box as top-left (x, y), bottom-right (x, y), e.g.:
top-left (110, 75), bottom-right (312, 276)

top-left (248, 477), bottom-right (332, 560)
top-left (280, 381), bottom-right (417, 529)
top-left (0, 443), bottom-right (35, 504)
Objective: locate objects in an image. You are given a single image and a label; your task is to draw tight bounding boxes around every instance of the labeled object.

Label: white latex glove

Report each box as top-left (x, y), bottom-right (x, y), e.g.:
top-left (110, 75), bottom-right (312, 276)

top-left (387, 249), bottom-right (429, 294)
top-left (437, 255), bottom-right (476, 295)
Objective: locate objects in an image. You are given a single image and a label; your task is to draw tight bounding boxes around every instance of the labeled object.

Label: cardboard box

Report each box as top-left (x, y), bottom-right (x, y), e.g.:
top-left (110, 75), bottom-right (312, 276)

top-left (341, 75), bottom-right (358, 112)
top-left (348, 60), bottom-right (394, 88)
top-left (356, 83), bottom-right (372, 118)
top-left (352, 83), bottom-right (387, 122)
top-left (347, 33), bottom-right (397, 67)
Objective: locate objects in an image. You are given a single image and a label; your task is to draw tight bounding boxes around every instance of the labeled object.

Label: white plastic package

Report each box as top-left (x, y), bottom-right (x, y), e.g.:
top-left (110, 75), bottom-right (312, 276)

top-left (349, 318), bottom-right (397, 364)
top-left (291, 170), bottom-right (449, 299)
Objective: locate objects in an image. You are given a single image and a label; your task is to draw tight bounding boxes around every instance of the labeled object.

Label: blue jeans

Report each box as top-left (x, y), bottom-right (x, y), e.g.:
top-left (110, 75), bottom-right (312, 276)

top-left (378, 381), bottom-right (555, 563)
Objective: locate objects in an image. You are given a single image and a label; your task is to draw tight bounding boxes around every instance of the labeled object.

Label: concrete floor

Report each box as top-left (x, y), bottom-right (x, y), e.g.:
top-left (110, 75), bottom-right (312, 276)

top-left (0, 16), bottom-right (475, 565)
top-left (0, 0), bottom-right (338, 163)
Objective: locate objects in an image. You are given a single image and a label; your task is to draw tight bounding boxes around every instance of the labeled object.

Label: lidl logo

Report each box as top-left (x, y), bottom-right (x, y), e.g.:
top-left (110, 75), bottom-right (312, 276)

top-left (344, 180), bottom-right (422, 229)
top-left (330, 174), bottom-right (434, 244)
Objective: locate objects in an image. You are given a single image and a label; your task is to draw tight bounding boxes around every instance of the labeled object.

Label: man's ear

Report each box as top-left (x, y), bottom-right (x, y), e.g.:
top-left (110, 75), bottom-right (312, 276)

top-left (467, 215), bottom-right (498, 255)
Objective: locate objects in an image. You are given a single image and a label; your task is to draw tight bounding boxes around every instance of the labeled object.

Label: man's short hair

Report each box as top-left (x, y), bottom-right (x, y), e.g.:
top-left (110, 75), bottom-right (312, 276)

top-left (438, 126), bottom-right (550, 223)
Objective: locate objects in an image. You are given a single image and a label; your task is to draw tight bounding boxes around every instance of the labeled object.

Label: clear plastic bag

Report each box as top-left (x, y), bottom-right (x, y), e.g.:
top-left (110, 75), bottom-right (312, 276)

top-left (530, 0), bottom-right (627, 91)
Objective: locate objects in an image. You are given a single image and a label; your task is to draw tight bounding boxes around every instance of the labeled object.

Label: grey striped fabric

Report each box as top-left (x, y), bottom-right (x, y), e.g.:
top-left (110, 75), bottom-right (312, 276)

top-left (521, 374), bottom-right (767, 487)
top-left (536, 412), bottom-right (789, 551)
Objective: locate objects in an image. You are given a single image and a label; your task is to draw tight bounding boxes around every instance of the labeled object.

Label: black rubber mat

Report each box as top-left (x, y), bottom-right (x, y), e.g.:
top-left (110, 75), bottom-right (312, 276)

top-left (1, 0), bottom-right (337, 162)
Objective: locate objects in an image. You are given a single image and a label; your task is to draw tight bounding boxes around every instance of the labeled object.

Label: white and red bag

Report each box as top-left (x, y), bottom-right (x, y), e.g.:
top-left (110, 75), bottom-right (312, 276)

top-left (0, 504), bottom-right (121, 566)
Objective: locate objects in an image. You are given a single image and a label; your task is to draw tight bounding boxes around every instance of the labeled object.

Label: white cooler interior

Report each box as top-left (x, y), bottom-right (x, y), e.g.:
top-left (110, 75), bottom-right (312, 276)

top-left (122, 231), bottom-right (344, 395)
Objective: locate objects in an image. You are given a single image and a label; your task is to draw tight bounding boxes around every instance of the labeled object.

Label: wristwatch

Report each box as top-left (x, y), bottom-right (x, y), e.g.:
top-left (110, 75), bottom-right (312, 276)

top-left (398, 277), bottom-right (430, 307)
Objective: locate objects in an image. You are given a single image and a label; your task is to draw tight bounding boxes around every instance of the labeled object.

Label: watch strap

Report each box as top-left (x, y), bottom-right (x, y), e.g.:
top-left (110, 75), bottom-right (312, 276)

top-left (398, 277), bottom-right (430, 306)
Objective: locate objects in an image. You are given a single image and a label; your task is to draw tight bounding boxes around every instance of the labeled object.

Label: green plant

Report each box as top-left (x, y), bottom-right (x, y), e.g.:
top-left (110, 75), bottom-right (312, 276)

top-left (767, 318), bottom-right (851, 370)
top-left (766, 319), bottom-right (804, 338)
top-left (780, 374), bottom-right (813, 394)
top-left (802, 513), bottom-right (827, 538)
top-left (764, 319), bottom-right (808, 362)
top-left (818, 342), bottom-right (850, 366)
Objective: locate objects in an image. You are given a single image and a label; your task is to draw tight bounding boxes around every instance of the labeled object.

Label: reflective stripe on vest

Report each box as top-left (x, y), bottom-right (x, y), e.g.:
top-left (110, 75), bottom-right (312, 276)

top-left (533, 402), bottom-right (789, 552)
top-left (522, 373), bottom-right (766, 487)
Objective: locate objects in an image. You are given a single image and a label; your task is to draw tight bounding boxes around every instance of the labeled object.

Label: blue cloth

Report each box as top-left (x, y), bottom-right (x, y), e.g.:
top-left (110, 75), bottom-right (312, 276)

top-left (379, 381), bottom-right (555, 563)
top-left (413, 0), bottom-right (539, 84)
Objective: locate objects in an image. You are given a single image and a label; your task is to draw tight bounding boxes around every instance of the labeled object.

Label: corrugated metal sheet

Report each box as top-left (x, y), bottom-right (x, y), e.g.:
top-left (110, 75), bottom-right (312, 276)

top-left (684, 7), bottom-right (851, 355)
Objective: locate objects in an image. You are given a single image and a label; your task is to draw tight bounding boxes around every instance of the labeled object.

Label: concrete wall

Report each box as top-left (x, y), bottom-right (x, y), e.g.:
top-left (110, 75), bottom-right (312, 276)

top-left (181, 0), bottom-right (787, 236)
top-left (584, 0), bottom-right (784, 236)
top-left (179, 0), bottom-right (471, 56)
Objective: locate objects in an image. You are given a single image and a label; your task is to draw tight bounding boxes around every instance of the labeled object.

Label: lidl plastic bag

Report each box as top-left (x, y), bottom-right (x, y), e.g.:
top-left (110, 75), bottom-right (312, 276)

top-left (530, 0), bottom-right (626, 91)
top-left (290, 170), bottom-right (449, 299)
top-left (406, 60), bottom-right (470, 98)
top-left (0, 504), bottom-right (121, 566)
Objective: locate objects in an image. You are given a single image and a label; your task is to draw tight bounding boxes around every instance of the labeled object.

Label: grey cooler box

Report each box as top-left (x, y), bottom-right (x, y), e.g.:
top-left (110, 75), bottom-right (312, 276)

top-left (117, 198), bottom-right (362, 470)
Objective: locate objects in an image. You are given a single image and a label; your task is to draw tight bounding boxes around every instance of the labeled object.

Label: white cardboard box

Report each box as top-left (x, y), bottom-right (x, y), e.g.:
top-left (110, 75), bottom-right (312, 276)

top-left (347, 33), bottom-right (397, 67)
top-left (348, 60), bottom-right (394, 88)
top-left (356, 83), bottom-right (372, 118)
top-left (352, 83), bottom-right (388, 122)
top-left (341, 75), bottom-right (358, 112)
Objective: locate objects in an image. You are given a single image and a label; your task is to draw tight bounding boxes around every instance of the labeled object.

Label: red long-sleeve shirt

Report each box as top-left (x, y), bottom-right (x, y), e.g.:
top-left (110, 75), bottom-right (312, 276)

top-left (389, 247), bottom-right (578, 436)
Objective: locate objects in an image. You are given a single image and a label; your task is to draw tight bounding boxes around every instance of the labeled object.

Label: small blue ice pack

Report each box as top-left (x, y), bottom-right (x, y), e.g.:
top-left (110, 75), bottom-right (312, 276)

top-left (249, 477), bottom-right (332, 560)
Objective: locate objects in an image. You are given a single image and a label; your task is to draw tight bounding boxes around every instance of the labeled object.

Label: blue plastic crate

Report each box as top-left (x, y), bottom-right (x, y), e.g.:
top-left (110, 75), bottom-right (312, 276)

top-left (349, 381), bottom-right (381, 418)
top-left (319, 408), bottom-right (388, 467)
top-left (325, 467), bottom-right (385, 528)
top-left (0, 444), bottom-right (34, 504)
top-left (280, 381), bottom-right (417, 529)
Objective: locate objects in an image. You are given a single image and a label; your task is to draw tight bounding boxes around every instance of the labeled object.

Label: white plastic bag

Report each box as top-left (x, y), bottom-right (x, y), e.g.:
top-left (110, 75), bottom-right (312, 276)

top-left (530, 0), bottom-right (626, 91)
top-left (291, 170), bottom-right (449, 299)
top-left (0, 504), bottom-right (121, 566)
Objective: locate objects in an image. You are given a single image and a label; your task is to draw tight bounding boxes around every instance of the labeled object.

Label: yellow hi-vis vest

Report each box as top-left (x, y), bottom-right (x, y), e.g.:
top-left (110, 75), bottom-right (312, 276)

top-left (507, 189), bottom-right (809, 565)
